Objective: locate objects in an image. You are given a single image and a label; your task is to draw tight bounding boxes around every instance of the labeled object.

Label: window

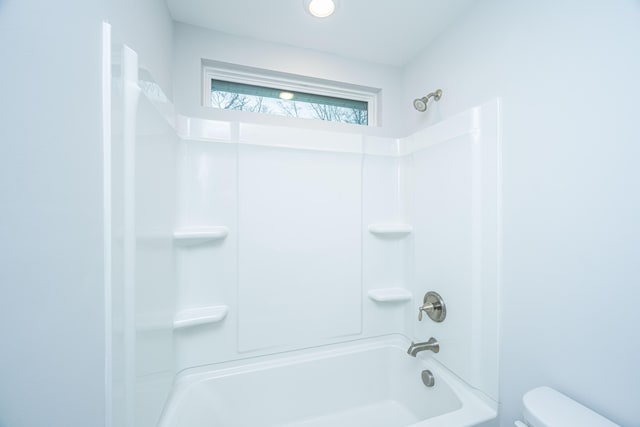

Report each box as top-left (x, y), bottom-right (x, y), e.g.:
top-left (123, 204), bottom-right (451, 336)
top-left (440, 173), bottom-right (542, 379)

top-left (203, 61), bottom-right (378, 126)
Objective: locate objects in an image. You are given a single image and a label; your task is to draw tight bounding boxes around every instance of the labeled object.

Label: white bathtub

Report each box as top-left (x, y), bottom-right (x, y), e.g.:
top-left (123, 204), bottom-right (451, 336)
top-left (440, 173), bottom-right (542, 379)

top-left (158, 336), bottom-right (496, 427)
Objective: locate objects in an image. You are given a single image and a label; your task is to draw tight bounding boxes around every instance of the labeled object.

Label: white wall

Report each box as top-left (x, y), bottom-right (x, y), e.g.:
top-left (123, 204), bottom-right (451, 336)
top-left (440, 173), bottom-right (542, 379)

top-left (0, 0), bottom-right (175, 425)
top-left (0, 1), bottom-right (105, 425)
top-left (172, 23), bottom-right (404, 137)
top-left (403, 1), bottom-right (640, 425)
top-left (6, 1), bottom-right (637, 425)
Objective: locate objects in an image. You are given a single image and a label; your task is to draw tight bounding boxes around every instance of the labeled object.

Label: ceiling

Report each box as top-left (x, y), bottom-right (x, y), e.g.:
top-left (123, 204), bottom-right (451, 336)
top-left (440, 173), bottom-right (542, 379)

top-left (165, 0), bottom-right (475, 67)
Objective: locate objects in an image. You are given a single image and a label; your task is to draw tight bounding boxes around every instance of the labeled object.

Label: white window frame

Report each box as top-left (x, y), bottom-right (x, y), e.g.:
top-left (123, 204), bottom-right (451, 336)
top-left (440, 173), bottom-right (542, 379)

top-left (202, 60), bottom-right (379, 126)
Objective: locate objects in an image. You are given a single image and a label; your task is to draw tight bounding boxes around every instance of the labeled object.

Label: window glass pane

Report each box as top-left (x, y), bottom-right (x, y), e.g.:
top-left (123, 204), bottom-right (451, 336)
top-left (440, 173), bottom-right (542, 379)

top-left (210, 79), bottom-right (368, 125)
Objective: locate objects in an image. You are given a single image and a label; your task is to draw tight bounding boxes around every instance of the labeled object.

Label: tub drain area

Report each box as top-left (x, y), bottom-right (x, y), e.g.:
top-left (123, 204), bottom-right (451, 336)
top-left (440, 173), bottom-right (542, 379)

top-left (422, 370), bottom-right (435, 387)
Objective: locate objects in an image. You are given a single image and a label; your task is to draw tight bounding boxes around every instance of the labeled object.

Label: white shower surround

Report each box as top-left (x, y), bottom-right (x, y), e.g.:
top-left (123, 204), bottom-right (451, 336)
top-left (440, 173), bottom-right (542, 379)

top-left (114, 49), bottom-right (500, 426)
top-left (172, 105), bottom-right (499, 426)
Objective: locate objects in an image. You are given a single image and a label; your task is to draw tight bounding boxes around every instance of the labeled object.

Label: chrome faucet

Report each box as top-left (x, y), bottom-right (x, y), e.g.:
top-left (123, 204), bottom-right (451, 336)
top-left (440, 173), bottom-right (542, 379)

top-left (407, 337), bottom-right (440, 356)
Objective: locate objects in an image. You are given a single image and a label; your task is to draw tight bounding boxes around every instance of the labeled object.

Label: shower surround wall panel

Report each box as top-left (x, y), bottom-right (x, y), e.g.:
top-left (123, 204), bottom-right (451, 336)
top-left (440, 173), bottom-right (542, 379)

top-left (406, 100), bottom-right (500, 402)
top-left (362, 150), bottom-right (414, 336)
top-left (110, 47), bottom-right (177, 427)
top-left (237, 143), bottom-right (363, 352)
top-left (133, 94), bottom-right (177, 427)
top-left (174, 138), bottom-right (239, 370)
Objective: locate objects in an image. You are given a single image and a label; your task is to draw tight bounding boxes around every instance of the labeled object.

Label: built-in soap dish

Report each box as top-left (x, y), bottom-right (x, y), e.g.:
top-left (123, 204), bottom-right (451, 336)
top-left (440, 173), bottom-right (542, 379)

top-left (367, 288), bottom-right (413, 303)
top-left (173, 226), bottom-right (229, 246)
top-left (173, 305), bottom-right (229, 330)
top-left (368, 223), bottom-right (412, 237)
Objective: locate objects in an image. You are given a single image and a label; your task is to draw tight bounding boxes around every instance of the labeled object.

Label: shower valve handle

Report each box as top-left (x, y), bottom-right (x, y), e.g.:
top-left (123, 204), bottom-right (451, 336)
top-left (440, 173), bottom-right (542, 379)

top-left (418, 303), bottom-right (435, 321)
top-left (417, 291), bottom-right (447, 323)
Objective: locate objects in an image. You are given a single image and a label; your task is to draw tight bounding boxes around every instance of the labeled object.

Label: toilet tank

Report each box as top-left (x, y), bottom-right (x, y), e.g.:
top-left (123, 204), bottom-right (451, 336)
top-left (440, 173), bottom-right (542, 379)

top-left (521, 386), bottom-right (619, 427)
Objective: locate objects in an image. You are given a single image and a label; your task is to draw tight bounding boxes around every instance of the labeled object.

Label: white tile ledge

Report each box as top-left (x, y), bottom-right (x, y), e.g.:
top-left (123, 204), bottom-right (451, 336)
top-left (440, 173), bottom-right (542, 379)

top-left (368, 223), bottom-right (413, 236)
top-left (368, 288), bottom-right (413, 303)
top-left (173, 306), bottom-right (229, 330)
top-left (173, 226), bottom-right (229, 245)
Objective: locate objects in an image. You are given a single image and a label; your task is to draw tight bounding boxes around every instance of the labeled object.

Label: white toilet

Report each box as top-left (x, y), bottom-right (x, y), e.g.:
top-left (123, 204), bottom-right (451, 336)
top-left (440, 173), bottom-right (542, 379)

top-left (515, 386), bottom-right (620, 427)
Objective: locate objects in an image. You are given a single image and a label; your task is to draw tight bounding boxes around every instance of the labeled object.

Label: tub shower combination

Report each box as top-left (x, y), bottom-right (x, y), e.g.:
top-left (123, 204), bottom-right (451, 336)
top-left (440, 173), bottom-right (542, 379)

top-left (159, 337), bottom-right (495, 427)
top-left (109, 45), bottom-right (500, 427)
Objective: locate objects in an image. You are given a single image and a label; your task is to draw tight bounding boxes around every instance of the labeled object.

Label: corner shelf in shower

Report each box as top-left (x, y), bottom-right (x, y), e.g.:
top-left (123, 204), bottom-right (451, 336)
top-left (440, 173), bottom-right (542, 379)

top-left (173, 305), bottom-right (229, 330)
top-left (367, 288), bottom-right (413, 303)
top-left (173, 226), bottom-right (229, 245)
top-left (368, 223), bottom-right (413, 237)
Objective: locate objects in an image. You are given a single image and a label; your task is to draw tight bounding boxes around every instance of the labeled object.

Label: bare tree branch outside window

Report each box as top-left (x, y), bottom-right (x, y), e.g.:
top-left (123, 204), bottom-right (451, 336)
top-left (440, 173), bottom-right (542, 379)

top-left (210, 82), bottom-right (369, 126)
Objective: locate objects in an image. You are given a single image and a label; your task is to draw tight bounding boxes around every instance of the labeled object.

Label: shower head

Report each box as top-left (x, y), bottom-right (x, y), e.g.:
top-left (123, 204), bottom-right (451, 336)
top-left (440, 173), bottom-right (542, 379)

top-left (413, 97), bottom-right (428, 112)
top-left (413, 89), bottom-right (443, 112)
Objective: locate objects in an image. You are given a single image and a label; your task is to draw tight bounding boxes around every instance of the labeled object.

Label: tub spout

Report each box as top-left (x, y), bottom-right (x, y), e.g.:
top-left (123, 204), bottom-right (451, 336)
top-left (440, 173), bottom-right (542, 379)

top-left (407, 337), bottom-right (439, 356)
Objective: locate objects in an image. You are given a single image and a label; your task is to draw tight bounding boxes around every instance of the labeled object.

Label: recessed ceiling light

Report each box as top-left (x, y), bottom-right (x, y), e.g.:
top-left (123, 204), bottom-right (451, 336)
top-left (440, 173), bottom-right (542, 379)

top-left (307, 0), bottom-right (336, 18)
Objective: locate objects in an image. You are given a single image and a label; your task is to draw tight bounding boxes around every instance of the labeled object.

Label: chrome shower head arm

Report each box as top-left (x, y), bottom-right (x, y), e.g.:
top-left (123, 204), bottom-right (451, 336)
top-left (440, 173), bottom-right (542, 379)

top-left (429, 89), bottom-right (443, 101)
